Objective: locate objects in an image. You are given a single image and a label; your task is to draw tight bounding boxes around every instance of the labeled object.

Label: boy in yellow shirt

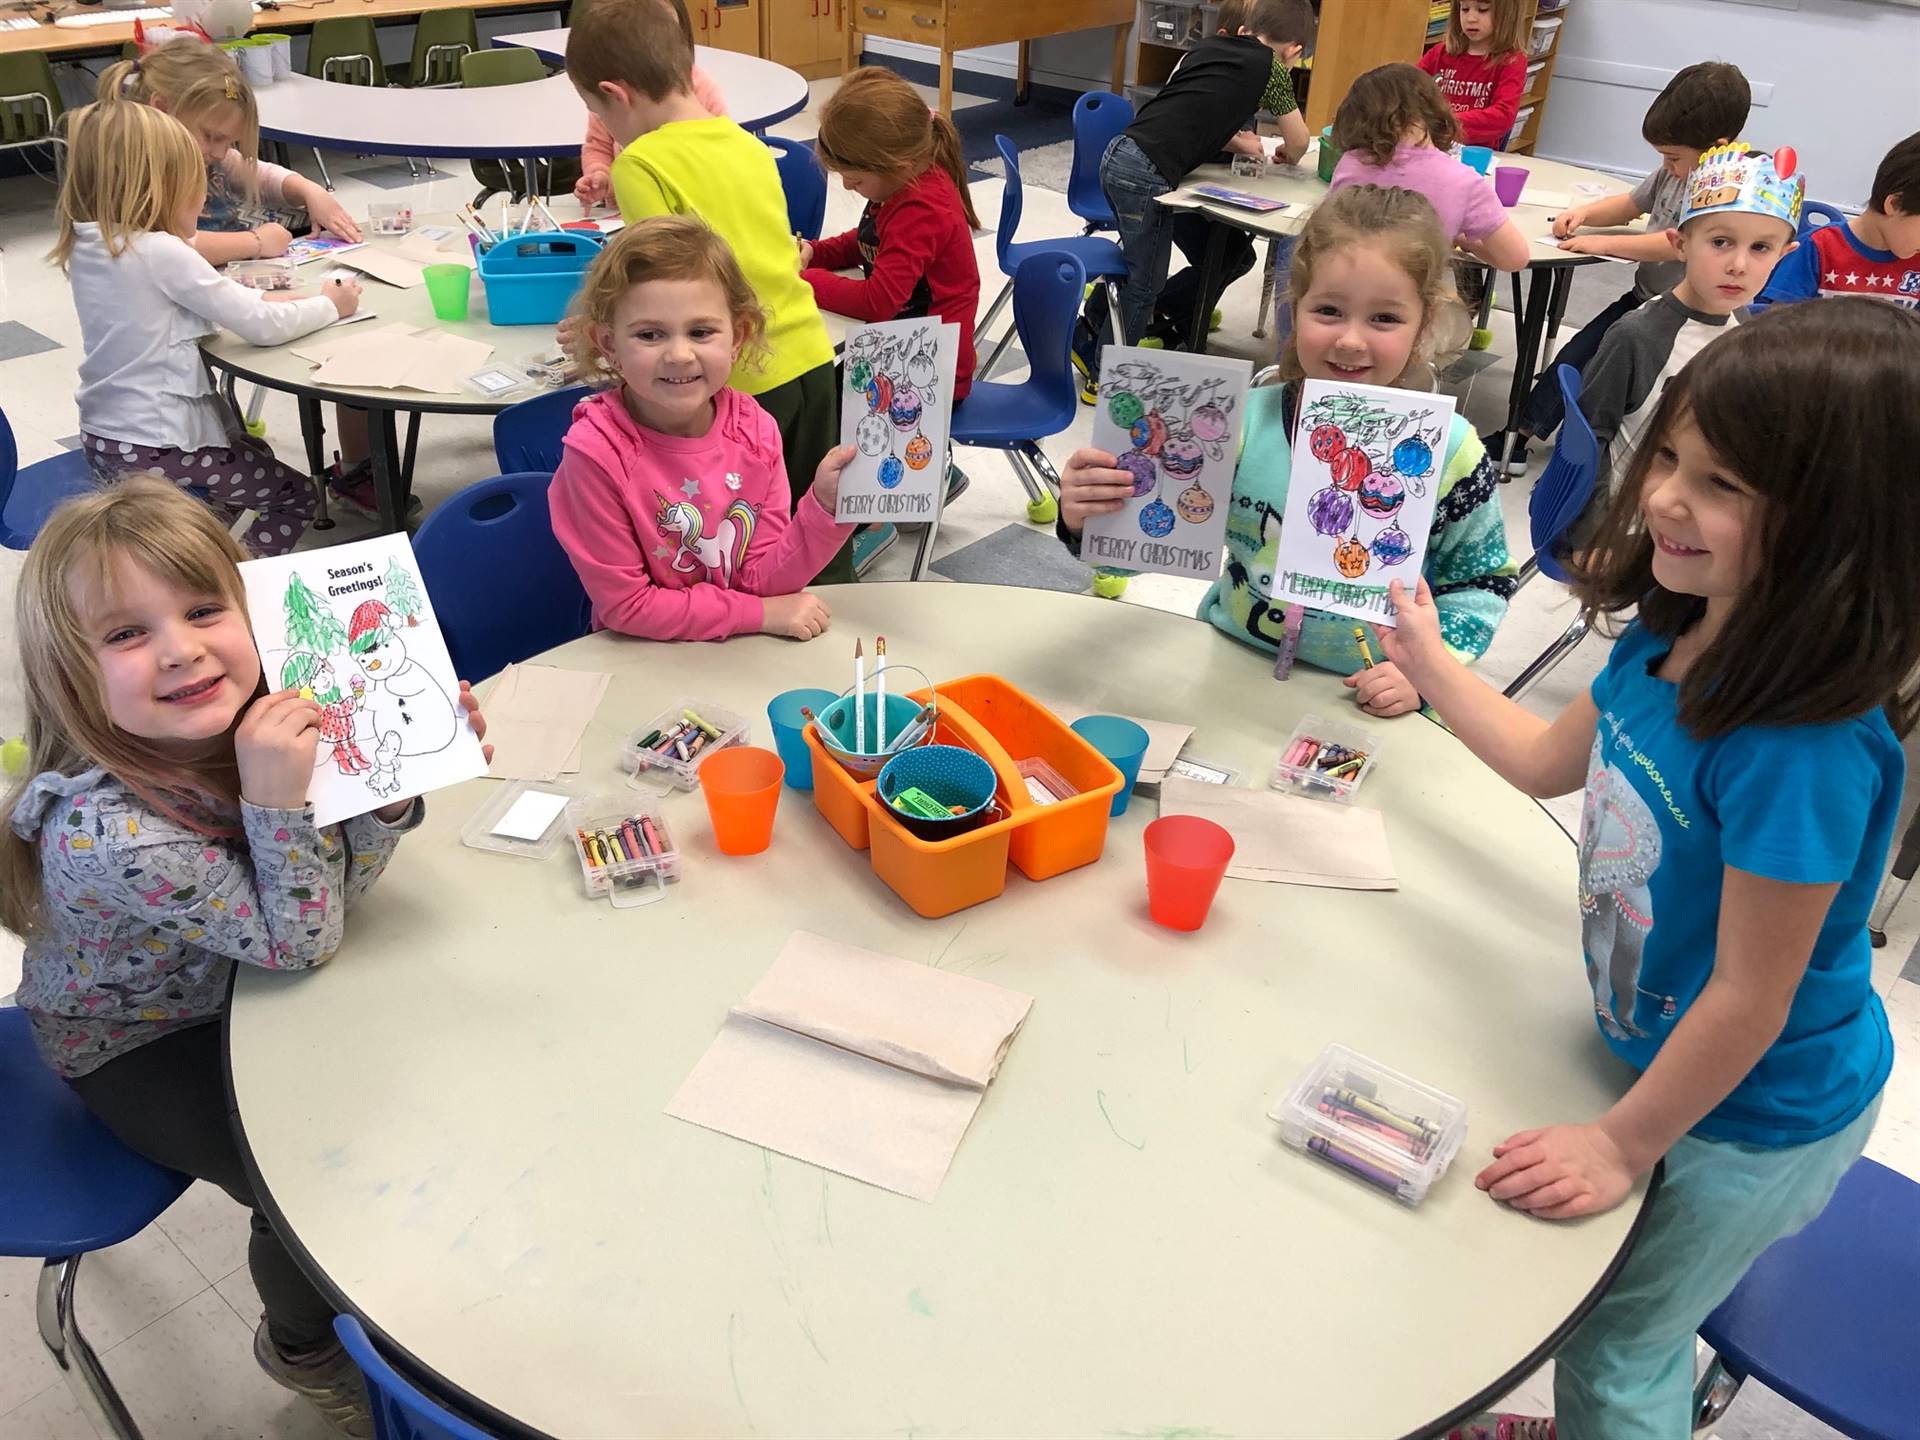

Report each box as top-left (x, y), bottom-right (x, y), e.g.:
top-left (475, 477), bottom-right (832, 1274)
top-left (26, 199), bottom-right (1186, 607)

top-left (567, 0), bottom-right (850, 581)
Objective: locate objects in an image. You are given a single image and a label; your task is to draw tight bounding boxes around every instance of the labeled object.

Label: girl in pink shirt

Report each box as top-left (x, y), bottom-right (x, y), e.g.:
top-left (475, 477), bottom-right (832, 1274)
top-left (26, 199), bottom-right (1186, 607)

top-left (550, 217), bottom-right (857, 642)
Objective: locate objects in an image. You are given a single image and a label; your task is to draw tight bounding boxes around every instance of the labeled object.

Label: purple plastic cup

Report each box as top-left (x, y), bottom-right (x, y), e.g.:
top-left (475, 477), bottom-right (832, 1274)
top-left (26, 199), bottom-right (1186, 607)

top-left (1494, 165), bottom-right (1529, 207)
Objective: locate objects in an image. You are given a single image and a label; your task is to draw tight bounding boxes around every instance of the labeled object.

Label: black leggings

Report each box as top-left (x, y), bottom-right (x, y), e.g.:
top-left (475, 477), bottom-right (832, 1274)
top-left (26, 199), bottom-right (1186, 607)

top-left (67, 1021), bottom-right (337, 1352)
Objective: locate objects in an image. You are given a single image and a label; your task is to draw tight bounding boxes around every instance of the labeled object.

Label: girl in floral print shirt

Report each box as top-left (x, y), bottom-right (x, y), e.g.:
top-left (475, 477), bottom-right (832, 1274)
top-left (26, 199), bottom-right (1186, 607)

top-left (0, 479), bottom-right (489, 1437)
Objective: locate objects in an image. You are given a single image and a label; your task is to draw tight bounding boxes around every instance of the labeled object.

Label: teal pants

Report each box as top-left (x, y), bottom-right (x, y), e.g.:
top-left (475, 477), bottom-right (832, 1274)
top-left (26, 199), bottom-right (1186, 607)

top-left (1553, 1093), bottom-right (1882, 1439)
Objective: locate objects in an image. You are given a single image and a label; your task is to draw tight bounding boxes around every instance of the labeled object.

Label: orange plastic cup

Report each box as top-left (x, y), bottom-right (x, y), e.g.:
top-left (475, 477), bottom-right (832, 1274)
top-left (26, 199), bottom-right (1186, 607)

top-left (699, 746), bottom-right (784, 855)
top-left (1143, 815), bottom-right (1235, 931)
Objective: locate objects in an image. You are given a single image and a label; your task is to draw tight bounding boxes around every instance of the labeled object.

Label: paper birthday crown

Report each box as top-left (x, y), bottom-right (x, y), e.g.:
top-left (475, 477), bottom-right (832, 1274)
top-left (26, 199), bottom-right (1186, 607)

top-left (1680, 142), bottom-right (1804, 230)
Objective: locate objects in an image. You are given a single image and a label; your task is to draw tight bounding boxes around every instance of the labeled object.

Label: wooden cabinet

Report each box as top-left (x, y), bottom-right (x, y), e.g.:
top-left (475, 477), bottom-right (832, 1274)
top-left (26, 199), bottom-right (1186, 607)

top-left (691, 0), bottom-right (761, 56)
top-left (764, 0), bottom-right (846, 78)
top-left (846, 0), bottom-right (1133, 117)
top-left (1301, 0), bottom-right (1430, 133)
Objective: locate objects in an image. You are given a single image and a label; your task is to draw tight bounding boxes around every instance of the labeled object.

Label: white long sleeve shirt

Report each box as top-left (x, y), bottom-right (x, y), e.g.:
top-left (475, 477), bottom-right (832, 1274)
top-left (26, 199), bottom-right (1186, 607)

top-left (69, 223), bottom-right (336, 452)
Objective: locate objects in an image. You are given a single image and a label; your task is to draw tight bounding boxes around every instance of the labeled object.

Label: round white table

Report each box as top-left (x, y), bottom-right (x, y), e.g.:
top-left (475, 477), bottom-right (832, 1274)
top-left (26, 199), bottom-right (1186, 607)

top-left (250, 43), bottom-right (809, 159)
top-left (226, 584), bottom-right (1652, 1440)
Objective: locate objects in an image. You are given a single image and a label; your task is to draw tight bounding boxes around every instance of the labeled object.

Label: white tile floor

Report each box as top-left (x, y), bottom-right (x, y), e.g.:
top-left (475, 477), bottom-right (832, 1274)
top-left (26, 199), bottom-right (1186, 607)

top-left (2, 70), bottom-right (1917, 1440)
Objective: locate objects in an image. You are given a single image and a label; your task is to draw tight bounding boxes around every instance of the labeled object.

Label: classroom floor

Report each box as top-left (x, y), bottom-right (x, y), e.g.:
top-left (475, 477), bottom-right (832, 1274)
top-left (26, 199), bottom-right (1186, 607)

top-left (2, 70), bottom-right (1917, 1440)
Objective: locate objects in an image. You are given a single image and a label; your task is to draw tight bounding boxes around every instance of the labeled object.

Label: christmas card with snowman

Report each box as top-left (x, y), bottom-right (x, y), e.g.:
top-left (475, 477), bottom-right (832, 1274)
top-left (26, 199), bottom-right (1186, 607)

top-left (1078, 347), bottom-right (1253, 582)
top-left (834, 317), bottom-right (961, 525)
top-left (240, 534), bottom-right (487, 826)
top-left (1272, 380), bottom-right (1456, 627)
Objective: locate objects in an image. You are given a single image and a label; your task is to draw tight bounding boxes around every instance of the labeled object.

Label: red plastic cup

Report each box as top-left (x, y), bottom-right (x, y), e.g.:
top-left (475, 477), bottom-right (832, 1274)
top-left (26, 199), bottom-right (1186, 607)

top-left (1143, 815), bottom-right (1236, 931)
top-left (699, 746), bottom-right (784, 855)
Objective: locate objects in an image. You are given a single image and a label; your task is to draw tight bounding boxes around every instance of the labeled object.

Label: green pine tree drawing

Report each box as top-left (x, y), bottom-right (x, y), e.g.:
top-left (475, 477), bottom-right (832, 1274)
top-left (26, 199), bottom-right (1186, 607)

top-left (284, 575), bottom-right (346, 655)
top-left (384, 560), bottom-right (423, 626)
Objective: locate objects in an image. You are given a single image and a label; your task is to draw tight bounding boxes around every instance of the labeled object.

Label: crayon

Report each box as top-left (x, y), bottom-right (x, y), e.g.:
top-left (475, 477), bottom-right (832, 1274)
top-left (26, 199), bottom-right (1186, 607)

top-left (637, 729), bottom-right (662, 749)
top-left (1330, 1088), bottom-right (1436, 1142)
top-left (639, 815), bottom-right (664, 855)
top-left (576, 829), bottom-right (599, 867)
top-left (682, 708), bottom-right (722, 740)
top-left (1353, 626), bottom-right (1376, 671)
top-left (622, 819), bottom-right (647, 858)
top-left (1319, 1100), bottom-right (1427, 1156)
top-left (1308, 1136), bottom-right (1406, 1197)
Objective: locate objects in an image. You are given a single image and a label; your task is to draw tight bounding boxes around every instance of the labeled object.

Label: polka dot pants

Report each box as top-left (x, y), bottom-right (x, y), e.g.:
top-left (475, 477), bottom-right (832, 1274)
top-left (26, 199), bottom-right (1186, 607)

top-left (83, 433), bottom-right (317, 556)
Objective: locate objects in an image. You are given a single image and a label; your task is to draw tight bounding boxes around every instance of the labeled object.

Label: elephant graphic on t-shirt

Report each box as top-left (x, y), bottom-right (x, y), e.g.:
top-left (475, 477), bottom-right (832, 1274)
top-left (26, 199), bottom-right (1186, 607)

top-left (1579, 735), bottom-right (1661, 1040)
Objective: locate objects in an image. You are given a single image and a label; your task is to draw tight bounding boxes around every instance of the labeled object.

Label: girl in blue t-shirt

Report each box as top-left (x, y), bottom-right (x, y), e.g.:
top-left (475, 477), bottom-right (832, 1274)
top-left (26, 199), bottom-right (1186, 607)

top-left (1380, 297), bottom-right (1920, 1440)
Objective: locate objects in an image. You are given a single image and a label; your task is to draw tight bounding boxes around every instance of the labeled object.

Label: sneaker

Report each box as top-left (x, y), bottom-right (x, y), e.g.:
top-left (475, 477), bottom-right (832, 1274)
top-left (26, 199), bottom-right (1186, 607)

top-left (1071, 320), bottom-right (1099, 405)
top-left (252, 1319), bottom-right (374, 1439)
top-left (1480, 431), bottom-right (1531, 477)
top-left (329, 459), bottom-right (423, 521)
top-left (1446, 1414), bottom-right (1556, 1440)
top-left (852, 523), bottom-right (897, 577)
top-left (944, 465), bottom-right (970, 507)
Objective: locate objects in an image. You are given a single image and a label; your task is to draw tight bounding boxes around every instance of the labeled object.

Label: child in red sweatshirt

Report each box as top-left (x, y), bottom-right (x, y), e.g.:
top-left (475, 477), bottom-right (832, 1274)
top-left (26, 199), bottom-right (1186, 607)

top-left (800, 66), bottom-right (982, 401)
top-left (1417, 0), bottom-right (1529, 149)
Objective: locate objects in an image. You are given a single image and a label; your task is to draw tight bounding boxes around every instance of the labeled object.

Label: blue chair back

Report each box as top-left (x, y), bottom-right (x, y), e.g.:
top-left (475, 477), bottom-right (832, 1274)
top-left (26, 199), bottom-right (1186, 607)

top-left (0, 408), bottom-right (97, 550)
top-left (1798, 200), bottom-right (1848, 240)
top-left (1527, 365), bottom-right (1600, 585)
top-left (410, 472), bottom-right (592, 683)
top-left (951, 251), bottom-right (1086, 446)
top-left (334, 1315), bottom-right (494, 1440)
top-left (0, 1008), bottom-right (192, 1257)
top-left (766, 135), bottom-right (828, 241)
top-left (491, 384), bottom-right (593, 475)
top-left (1068, 92), bottom-right (1131, 229)
top-left (993, 134), bottom-right (1026, 278)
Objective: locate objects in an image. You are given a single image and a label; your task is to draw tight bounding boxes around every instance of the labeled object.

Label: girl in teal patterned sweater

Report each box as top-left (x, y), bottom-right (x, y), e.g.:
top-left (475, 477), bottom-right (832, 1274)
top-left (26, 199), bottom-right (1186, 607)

top-left (1061, 185), bottom-right (1518, 716)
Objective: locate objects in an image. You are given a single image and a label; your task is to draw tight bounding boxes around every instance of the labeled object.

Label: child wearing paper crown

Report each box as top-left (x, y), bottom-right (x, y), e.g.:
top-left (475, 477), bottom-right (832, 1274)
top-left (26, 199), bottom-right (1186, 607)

top-left (1756, 130), bottom-right (1920, 309)
top-left (1578, 143), bottom-right (1802, 493)
top-left (0, 479), bottom-right (492, 1438)
top-left (1057, 185), bottom-right (1517, 718)
top-left (1403, 298), bottom-right (1918, 1440)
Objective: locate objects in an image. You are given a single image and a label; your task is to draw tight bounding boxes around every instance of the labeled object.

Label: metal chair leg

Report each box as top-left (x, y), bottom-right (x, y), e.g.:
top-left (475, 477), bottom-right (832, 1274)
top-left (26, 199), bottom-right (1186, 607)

top-left (1513, 555), bottom-right (1539, 590)
top-left (1503, 613), bottom-right (1591, 701)
top-left (1868, 804), bottom-right (1920, 945)
top-left (1690, 1353), bottom-right (1742, 1434)
top-left (1007, 444), bottom-right (1052, 510)
top-left (313, 149), bottom-right (335, 190)
top-left (38, 1255), bottom-right (144, 1440)
top-left (980, 322), bottom-right (1019, 382)
top-left (1252, 236), bottom-right (1278, 340)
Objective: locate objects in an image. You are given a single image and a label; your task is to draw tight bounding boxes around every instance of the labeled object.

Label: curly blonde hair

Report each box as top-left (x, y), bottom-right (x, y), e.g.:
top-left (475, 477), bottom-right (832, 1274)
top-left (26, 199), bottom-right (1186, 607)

top-left (564, 216), bottom-right (768, 387)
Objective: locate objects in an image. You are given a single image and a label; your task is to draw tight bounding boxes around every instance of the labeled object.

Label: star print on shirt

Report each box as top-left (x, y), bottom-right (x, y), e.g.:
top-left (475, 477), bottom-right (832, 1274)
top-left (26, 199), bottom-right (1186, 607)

top-left (679, 477), bottom-right (702, 498)
top-left (652, 543), bottom-right (674, 559)
top-left (1845, 272), bottom-right (1861, 285)
top-left (1825, 271), bottom-right (1840, 284)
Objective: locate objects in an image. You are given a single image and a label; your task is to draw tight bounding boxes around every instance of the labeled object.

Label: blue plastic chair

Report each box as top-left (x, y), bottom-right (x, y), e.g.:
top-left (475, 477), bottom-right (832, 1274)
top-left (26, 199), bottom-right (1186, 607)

top-left (0, 1007), bottom-right (193, 1439)
top-left (766, 135), bottom-right (828, 242)
top-left (1799, 199), bottom-right (1848, 240)
top-left (939, 251), bottom-right (1086, 576)
top-left (1067, 90), bottom-right (1132, 233)
top-left (1, 407), bottom-right (96, 549)
top-left (1694, 1158), bottom-right (1920, 1440)
top-left (978, 135), bottom-right (1128, 379)
top-left (490, 384), bottom-right (593, 475)
top-left (334, 1315), bottom-right (494, 1440)
top-left (1502, 365), bottom-right (1598, 700)
top-left (410, 472), bottom-right (593, 683)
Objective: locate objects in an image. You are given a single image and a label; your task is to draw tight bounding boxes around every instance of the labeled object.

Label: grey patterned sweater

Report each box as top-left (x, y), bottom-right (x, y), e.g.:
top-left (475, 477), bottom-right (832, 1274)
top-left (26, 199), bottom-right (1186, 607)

top-left (10, 768), bottom-right (421, 1078)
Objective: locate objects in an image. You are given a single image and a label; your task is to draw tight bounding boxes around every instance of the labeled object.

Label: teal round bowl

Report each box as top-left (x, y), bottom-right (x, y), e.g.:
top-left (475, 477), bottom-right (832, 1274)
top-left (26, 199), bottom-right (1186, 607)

top-left (877, 745), bottom-right (998, 840)
top-left (815, 690), bottom-right (930, 779)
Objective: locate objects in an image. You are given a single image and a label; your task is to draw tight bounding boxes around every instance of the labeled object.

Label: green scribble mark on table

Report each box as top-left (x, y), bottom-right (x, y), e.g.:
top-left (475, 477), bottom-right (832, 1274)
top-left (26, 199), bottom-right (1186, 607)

top-left (908, 1288), bottom-right (933, 1317)
top-left (1097, 1090), bottom-right (1146, 1150)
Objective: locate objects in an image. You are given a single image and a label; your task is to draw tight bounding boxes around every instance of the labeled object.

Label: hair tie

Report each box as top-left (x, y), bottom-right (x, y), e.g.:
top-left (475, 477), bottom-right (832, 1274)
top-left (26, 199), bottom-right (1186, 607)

top-left (120, 58), bottom-right (142, 94)
top-left (223, 76), bottom-right (239, 101)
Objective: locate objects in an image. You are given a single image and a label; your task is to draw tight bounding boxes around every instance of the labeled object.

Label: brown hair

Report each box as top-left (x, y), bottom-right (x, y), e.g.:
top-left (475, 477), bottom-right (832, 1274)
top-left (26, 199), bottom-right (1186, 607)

top-left (0, 479), bottom-right (253, 941)
top-left (565, 215), bottom-right (768, 386)
top-left (1276, 184), bottom-right (1464, 385)
top-left (814, 66), bottom-right (981, 229)
top-left (1641, 61), bottom-right (1750, 151)
top-left (48, 101), bottom-right (206, 270)
top-left (1572, 299), bottom-right (1920, 739)
top-left (566, 0), bottom-right (693, 104)
top-left (1443, 0), bottom-right (1528, 59)
top-left (1246, 0), bottom-right (1317, 48)
top-left (1870, 130), bottom-right (1920, 214)
top-left (1214, 0), bottom-right (1251, 34)
top-left (1333, 64), bottom-right (1460, 166)
top-left (99, 37), bottom-right (259, 189)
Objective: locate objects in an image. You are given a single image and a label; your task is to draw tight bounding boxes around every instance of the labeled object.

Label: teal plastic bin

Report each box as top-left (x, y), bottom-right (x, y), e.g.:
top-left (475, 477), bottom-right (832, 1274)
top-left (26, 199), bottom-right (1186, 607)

top-left (476, 232), bottom-right (605, 325)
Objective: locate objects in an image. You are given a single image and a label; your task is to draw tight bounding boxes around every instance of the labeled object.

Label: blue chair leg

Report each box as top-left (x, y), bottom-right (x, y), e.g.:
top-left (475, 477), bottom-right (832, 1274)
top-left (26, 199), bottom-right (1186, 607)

top-left (38, 1254), bottom-right (145, 1440)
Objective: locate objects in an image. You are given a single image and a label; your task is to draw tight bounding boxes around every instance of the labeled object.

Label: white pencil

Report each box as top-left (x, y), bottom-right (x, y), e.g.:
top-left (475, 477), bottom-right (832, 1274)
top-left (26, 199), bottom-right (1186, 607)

top-left (855, 639), bottom-right (866, 753)
top-left (875, 636), bottom-right (888, 749)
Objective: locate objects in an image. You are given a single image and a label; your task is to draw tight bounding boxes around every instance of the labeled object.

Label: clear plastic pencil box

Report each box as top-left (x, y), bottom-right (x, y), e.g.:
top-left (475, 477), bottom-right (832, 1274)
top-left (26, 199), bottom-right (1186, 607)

top-left (567, 798), bottom-right (680, 909)
top-left (1268, 1043), bottom-right (1468, 1206)
top-left (621, 698), bottom-right (749, 791)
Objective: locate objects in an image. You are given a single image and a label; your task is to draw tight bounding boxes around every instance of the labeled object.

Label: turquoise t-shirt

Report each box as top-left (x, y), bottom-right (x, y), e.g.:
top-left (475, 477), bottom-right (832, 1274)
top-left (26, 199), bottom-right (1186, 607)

top-left (1582, 621), bottom-right (1898, 1146)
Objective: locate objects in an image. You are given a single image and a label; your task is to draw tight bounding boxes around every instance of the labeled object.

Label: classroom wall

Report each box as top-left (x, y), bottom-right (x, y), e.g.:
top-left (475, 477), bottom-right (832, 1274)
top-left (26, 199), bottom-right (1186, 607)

top-left (1534, 0), bottom-right (1920, 210)
top-left (862, 29), bottom-right (1126, 96)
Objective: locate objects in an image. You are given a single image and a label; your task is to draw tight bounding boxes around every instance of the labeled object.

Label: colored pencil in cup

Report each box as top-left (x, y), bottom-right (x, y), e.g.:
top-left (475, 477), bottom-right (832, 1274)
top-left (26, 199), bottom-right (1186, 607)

top-left (875, 636), bottom-right (888, 749)
top-left (855, 639), bottom-right (866, 754)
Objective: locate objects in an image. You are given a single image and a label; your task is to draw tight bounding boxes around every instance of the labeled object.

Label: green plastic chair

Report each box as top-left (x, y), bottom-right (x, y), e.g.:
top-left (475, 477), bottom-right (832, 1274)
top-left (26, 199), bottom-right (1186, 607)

top-left (304, 16), bottom-right (387, 86)
top-left (401, 7), bottom-right (477, 88)
top-left (0, 53), bottom-right (65, 174)
top-left (461, 48), bottom-right (579, 205)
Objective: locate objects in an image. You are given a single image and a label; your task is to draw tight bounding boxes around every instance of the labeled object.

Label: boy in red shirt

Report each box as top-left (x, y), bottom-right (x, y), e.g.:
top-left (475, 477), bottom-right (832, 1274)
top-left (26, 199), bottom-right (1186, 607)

top-left (1755, 131), bottom-right (1920, 309)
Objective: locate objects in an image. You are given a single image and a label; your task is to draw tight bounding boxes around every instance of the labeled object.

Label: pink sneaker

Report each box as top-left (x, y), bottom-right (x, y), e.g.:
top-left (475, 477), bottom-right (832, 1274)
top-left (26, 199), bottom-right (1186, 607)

top-left (1447, 1416), bottom-right (1555, 1440)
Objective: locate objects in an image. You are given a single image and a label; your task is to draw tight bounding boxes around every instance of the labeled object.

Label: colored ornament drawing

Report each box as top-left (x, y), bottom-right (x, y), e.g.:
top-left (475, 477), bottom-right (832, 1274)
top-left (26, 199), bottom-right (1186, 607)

top-left (1391, 435), bottom-right (1434, 479)
top-left (1331, 446), bottom-right (1372, 491)
top-left (1117, 449), bottom-right (1158, 498)
top-left (1308, 485), bottom-right (1354, 538)
top-left (905, 433), bottom-right (933, 470)
top-left (1175, 483), bottom-right (1215, 524)
top-left (889, 385), bottom-right (923, 432)
top-left (855, 412), bottom-right (891, 458)
top-left (1160, 435), bottom-right (1206, 479)
top-left (1139, 498), bottom-right (1176, 538)
top-left (1334, 534), bottom-right (1370, 578)
top-left (1357, 472), bottom-right (1405, 519)
top-left (836, 317), bottom-right (958, 520)
top-left (879, 455), bottom-right (905, 490)
top-left (1370, 522), bottom-right (1412, 567)
top-left (1130, 411), bottom-right (1169, 455)
top-left (849, 358), bottom-right (873, 392)
top-left (1190, 403), bottom-right (1230, 443)
top-left (1310, 423), bottom-right (1347, 463)
top-left (1108, 391), bottom-right (1145, 428)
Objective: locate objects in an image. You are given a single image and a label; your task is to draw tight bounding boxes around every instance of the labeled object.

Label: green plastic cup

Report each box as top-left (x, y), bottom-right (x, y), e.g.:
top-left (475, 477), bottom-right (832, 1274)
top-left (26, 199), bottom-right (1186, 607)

top-left (423, 263), bottom-right (472, 322)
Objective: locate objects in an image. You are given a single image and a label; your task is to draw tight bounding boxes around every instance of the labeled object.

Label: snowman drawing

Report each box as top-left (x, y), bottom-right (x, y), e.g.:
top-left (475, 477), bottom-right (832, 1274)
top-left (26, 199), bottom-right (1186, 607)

top-left (348, 600), bottom-right (458, 757)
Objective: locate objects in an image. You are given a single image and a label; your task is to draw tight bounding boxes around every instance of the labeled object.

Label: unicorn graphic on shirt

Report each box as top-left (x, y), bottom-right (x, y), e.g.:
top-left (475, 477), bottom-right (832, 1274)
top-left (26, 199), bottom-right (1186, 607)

top-left (655, 492), bottom-right (756, 586)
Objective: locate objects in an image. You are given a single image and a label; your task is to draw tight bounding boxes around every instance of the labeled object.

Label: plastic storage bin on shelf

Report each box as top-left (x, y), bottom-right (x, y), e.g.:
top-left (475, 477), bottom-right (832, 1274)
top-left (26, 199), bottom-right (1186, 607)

top-left (477, 230), bottom-right (606, 326)
top-left (624, 699), bottom-right (750, 791)
top-left (1512, 105), bottom-right (1536, 139)
top-left (1527, 15), bottom-right (1562, 58)
top-left (802, 674), bottom-right (1124, 918)
top-left (1143, 0), bottom-right (1219, 48)
top-left (1271, 712), bottom-right (1381, 805)
top-left (1268, 1043), bottom-right (1469, 1206)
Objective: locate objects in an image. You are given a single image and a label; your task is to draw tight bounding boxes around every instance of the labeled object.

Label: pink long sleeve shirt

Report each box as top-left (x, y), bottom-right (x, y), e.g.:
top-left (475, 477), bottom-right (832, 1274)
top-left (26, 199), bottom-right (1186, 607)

top-left (550, 387), bottom-right (854, 641)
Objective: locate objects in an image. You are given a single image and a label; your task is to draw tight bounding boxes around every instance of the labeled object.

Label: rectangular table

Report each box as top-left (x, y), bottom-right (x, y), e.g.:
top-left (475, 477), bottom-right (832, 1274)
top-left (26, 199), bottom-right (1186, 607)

top-left (0, 0), bottom-right (557, 60)
top-left (843, 0), bottom-right (1134, 116)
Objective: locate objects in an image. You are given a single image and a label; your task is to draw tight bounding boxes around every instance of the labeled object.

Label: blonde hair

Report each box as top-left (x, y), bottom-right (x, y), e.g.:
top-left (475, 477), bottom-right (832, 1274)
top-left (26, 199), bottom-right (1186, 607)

top-left (100, 37), bottom-right (259, 185)
top-left (49, 101), bottom-right (206, 269)
top-left (0, 480), bottom-right (253, 941)
top-left (565, 216), bottom-right (768, 387)
top-left (1444, 0), bottom-right (1528, 59)
top-left (815, 67), bottom-right (981, 230)
top-left (1276, 184), bottom-right (1465, 385)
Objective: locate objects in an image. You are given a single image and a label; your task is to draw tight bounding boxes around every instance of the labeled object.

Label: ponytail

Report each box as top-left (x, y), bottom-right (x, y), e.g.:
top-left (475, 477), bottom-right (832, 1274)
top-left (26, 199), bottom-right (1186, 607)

top-left (928, 112), bottom-right (980, 229)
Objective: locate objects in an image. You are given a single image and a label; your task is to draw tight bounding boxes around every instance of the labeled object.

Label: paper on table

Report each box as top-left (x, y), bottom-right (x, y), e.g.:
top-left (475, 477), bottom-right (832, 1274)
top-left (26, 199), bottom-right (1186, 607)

top-left (1519, 187), bottom-right (1572, 211)
top-left (666, 932), bottom-right (1033, 1202)
top-left (490, 787), bottom-right (571, 841)
top-left (1158, 776), bottom-right (1397, 889)
top-left (334, 247), bottom-right (428, 289)
top-left (481, 663), bottom-right (611, 782)
top-left (396, 231), bottom-right (471, 264)
top-left (1040, 696), bottom-right (1194, 784)
top-left (309, 328), bottom-right (494, 394)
